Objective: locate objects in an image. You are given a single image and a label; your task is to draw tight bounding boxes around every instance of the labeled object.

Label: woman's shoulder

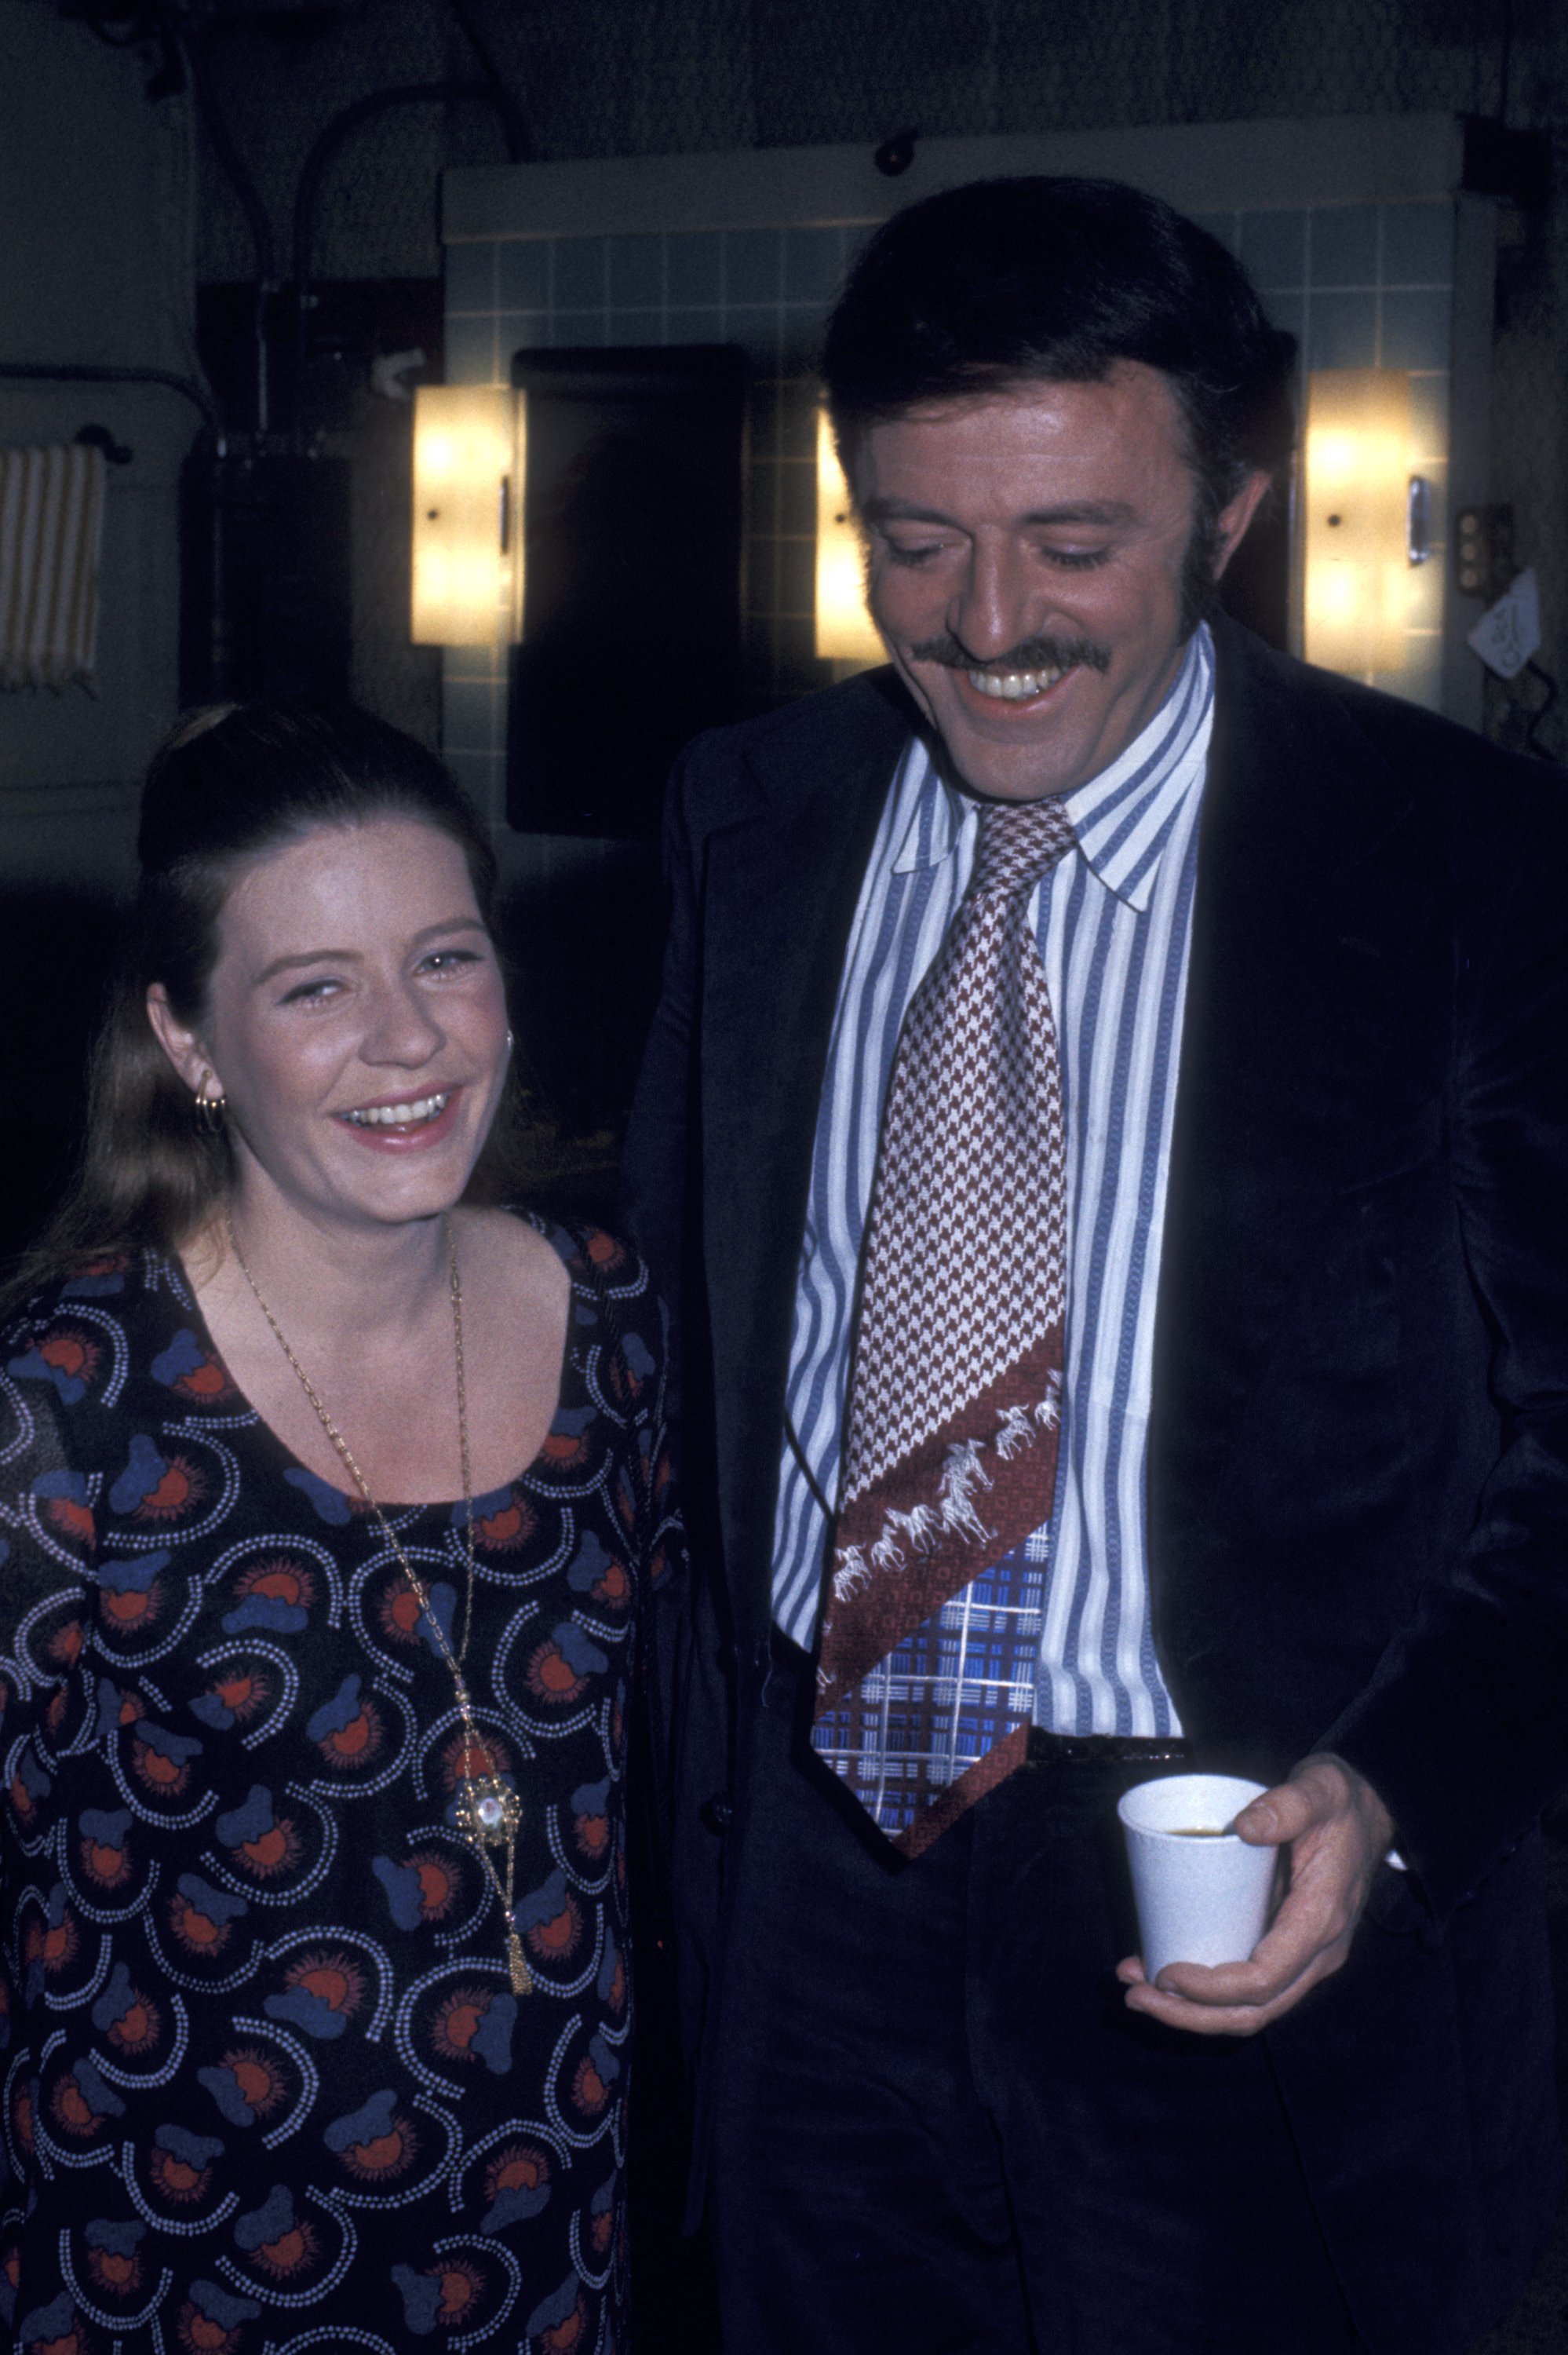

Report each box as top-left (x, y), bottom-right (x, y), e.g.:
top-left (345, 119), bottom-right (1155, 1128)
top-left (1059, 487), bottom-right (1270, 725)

top-left (465, 1208), bottom-right (664, 1378)
top-left (0, 1258), bottom-right (191, 1656)
top-left (3, 1249), bottom-right (184, 1389)
top-left (2, 1247), bottom-right (252, 1448)
top-left (538, 1216), bottom-right (651, 1297)
top-left (5, 1243), bottom-right (185, 1316)
top-left (461, 1207), bottom-right (651, 1305)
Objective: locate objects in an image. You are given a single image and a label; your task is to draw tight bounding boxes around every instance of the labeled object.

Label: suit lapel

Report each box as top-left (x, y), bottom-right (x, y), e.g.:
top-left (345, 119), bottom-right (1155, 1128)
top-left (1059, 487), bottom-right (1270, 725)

top-left (1148, 624), bottom-right (1447, 1707)
top-left (701, 674), bottom-right (916, 1645)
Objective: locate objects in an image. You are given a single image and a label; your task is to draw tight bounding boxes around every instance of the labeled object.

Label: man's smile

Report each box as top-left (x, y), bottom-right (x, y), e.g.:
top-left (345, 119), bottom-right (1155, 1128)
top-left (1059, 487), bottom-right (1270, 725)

top-left (965, 665), bottom-right (1067, 702)
top-left (903, 617), bottom-right (1118, 740)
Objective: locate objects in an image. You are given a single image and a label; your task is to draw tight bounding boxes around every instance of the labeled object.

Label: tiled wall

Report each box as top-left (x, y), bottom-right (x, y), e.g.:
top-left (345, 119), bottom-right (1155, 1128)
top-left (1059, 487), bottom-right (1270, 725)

top-left (443, 199), bottom-right (1455, 828)
top-left (1193, 199), bottom-right (1453, 708)
top-left (441, 221), bottom-right (870, 829)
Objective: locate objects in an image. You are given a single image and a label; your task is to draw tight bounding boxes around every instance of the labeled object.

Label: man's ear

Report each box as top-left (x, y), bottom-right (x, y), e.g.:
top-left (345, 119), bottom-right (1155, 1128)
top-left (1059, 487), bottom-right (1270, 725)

top-left (145, 984), bottom-right (213, 1101)
top-left (1211, 468), bottom-right (1274, 581)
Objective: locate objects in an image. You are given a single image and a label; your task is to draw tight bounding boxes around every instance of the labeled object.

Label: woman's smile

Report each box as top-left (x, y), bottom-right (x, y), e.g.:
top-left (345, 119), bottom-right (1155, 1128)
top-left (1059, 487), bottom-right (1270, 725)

top-left (337, 1087), bottom-right (465, 1148)
top-left (173, 816), bottom-right (512, 1231)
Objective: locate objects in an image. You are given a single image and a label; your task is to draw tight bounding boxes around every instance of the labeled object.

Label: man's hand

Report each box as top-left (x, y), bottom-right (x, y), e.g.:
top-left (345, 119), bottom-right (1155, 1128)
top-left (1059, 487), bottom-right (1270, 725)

top-left (1116, 1754), bottom-right (1395, 2036)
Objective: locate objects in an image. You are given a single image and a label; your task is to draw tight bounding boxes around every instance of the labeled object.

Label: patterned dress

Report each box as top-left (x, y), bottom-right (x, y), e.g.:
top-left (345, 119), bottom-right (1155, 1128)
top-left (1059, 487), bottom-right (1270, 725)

top-left (0, 1220), bottom-right (676, 2355)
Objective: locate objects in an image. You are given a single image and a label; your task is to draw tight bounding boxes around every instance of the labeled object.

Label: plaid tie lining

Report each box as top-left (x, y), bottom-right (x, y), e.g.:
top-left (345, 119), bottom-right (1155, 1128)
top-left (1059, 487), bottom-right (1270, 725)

top-left (812, 799), bottom-right (1075, 1857)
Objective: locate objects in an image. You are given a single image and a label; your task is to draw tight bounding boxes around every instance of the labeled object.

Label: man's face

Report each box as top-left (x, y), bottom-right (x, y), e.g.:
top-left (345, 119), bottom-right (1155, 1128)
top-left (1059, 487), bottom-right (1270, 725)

top-left (856, 364), bottom-right (1267, 802)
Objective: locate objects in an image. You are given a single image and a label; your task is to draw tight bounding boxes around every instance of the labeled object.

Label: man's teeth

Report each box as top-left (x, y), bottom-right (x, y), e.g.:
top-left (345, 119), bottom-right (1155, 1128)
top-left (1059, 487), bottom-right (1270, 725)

top-left (345, 1093), bottom-right (450, 1128)
top-left (968, 666), bottom-right (1066, 701)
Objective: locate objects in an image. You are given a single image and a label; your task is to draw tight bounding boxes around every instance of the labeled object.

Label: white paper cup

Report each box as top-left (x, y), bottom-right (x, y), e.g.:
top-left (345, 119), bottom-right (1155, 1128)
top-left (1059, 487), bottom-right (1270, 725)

top-left (1118, 1773), bottom-right (1277, 1983)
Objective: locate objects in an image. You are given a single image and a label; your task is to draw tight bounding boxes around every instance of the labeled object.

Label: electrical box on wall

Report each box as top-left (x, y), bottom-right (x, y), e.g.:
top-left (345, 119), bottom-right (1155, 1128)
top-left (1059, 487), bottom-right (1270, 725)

top-left (506, 346), bottom-right (746, 840)
top-left (180, 447), bottom-right (352, 704)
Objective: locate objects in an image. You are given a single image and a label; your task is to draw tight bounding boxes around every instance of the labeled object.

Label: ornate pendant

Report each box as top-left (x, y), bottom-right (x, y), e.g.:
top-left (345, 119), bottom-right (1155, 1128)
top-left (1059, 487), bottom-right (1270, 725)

top-left (456, 1775), bottom-right (522, 1851)
top-left (507, 1930), bottom-right (534, 1996)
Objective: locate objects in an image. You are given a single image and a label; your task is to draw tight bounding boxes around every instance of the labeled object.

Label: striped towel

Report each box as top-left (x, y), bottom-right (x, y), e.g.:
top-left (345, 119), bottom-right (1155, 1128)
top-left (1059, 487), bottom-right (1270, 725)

top-left (0, 444), bottom-right (107, 691)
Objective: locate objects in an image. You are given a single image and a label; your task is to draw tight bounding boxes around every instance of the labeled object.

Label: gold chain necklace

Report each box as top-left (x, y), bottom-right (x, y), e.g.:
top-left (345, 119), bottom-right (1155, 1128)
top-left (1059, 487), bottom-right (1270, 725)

top-left (223, 1210), bottom-right (532, 1996)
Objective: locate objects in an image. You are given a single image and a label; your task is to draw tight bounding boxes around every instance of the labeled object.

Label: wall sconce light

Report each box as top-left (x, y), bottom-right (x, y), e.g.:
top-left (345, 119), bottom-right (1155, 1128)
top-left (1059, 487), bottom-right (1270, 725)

top-left (815, 408), bottom-right (884, 667)
top-left (410, 385), bottom-right (523, 648)
top-left (1303, 368), bottom-right (1428, 677)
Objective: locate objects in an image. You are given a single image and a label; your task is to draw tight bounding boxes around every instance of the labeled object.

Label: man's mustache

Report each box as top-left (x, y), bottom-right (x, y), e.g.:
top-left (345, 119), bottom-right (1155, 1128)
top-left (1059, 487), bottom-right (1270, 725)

top-left (905, 631), bottom-right (1112, 676)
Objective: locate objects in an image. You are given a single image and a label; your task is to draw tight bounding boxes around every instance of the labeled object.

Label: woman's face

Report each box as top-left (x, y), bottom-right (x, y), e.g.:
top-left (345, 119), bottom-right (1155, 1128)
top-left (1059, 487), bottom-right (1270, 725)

top-left (151, 816), bottom-right (511, 1236)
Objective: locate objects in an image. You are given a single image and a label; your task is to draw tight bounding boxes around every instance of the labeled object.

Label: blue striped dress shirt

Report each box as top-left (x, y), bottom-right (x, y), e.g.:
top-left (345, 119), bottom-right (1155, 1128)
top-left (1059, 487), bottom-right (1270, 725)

top-left (771, 625), bottom-right (1216, 1737)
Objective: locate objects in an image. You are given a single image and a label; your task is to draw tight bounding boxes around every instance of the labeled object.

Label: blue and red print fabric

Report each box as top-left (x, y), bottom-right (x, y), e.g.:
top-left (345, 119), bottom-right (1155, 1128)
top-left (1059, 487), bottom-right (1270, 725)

top-left (0, 1221), bottom-right (677, 2355)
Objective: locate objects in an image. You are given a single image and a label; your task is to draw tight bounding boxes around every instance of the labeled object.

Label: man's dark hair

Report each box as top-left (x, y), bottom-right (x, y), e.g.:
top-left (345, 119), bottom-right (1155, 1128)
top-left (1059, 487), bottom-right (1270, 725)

top-left (823, 175), bottom-right (1297, 562)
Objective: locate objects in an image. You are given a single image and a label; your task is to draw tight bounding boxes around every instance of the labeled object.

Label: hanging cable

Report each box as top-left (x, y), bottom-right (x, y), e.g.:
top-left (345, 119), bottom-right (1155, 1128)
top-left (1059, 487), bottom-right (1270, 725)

top-left (74, 9), bottom-right (146, 49)
top-left (173, 25), bottom-right (276, 434)
top-left (292, 82), bottom-right (494, 309)
top-left (0, 360), bottom-right (217, 436)
top-left (446, 0), bottom-right (527, 162)
top-left (289, 81), bottom-right (510, 451)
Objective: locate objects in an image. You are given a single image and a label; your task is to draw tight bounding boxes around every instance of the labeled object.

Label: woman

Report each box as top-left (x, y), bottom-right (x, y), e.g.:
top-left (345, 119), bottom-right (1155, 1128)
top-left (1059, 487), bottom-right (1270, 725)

top-left (0, 702), bottom-right (676, 2354)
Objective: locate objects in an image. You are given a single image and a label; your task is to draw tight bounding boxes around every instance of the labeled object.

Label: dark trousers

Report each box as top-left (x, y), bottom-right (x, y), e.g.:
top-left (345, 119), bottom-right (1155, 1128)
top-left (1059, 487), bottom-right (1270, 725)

top-left (706, 1650), bottom-right (1363, 2355)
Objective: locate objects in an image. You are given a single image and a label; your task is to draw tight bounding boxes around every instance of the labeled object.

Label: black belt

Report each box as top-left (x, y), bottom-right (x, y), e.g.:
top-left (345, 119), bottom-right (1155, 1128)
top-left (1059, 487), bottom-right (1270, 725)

top-left (1026, 1727), bottom-right (1191, 1768)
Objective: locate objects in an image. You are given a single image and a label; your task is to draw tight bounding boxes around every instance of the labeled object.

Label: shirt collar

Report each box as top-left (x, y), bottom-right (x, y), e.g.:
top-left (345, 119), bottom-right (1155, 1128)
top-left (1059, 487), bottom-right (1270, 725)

top-left (892, 623), bottom-right (1216, 912)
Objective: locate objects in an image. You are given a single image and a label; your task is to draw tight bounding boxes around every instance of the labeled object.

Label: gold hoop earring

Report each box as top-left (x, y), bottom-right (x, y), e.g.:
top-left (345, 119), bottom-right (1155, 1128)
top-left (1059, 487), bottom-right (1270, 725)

top-left (194, 1081), bottom-right (227, 1137)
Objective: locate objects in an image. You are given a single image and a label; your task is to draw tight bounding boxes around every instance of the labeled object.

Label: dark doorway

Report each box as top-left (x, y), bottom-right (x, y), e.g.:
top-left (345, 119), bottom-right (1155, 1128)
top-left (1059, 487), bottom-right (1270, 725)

top-left (507, 347), bottom-right (747, 840)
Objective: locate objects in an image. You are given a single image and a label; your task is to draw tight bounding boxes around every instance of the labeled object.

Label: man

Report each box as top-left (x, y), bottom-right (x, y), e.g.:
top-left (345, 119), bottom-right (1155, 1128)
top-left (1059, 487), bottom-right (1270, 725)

top-left (622, 177), bottom-right (1568, 2354)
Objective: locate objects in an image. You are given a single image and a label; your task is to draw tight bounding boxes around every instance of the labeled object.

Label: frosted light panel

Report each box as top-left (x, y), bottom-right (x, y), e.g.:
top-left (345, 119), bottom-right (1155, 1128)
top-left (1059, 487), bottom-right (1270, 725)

top-left (411, 385), bottom-right (523, 647)
top-left (1304, 369), bottom-right (1411, 677)
top-left (815, 410), bottom-right (883, 666)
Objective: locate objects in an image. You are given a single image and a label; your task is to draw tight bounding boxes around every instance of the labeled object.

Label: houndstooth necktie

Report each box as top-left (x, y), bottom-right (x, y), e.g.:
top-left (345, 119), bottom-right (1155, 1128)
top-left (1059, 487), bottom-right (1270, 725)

top-left (811, 794), bottom-right (1075, 1857)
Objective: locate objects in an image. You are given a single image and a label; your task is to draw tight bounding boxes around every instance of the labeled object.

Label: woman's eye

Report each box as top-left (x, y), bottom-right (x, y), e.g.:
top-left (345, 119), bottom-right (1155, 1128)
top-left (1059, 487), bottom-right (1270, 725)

top-left (419, 948), bottom-right (482, 977)
top-left (279, 977), bottom-right (341, 1005)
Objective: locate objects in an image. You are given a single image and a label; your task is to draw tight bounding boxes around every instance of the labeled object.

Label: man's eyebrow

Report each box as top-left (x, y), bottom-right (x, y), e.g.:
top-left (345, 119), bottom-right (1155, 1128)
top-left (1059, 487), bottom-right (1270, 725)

top-left (1018, 500), bottom-right (1137, 527)
top-left (861, 496), bottom-right (1138, 528)
top-left (860, 497), bottom-right (956, 526)
top-left (253, 916), bottom-right (487, 986)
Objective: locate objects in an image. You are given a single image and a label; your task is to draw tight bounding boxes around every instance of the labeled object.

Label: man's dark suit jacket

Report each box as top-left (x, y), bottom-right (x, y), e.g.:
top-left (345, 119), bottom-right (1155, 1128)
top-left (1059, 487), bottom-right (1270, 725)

top-left (620, 615), bottom-right (1568, 2353)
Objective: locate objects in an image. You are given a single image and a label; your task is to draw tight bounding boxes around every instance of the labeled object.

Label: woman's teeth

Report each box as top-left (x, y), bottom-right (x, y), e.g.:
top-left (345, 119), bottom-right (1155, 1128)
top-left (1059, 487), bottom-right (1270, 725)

top-left (345, 1092), bottom-right (450, 1128)
top-left (968, 666), bottom-right (1066, 701)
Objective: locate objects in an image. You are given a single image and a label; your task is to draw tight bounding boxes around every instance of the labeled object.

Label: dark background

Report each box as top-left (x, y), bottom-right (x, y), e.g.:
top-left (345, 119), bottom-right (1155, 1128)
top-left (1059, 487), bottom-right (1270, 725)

top-left (3, 3), bottom-right (1568, 2345)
